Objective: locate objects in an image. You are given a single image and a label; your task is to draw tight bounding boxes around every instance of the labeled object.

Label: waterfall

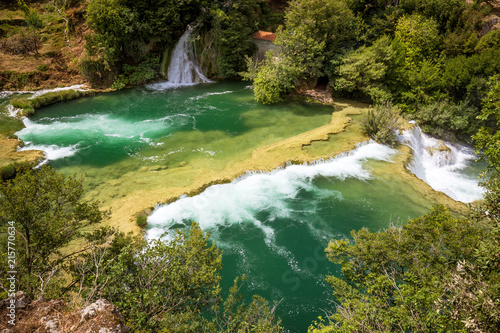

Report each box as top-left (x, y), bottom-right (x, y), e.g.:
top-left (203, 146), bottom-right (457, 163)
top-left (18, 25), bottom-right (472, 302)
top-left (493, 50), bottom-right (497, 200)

top-left (147, 27), bottom-right (212, 90)
top-left (397, 124), bottom-right (484, 203)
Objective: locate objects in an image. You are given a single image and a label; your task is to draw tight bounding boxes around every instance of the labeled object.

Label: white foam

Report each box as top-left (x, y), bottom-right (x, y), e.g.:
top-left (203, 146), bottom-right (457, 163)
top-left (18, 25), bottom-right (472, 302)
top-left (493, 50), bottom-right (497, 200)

top-left (146, 26), bottom-right (212, 90)
top-left (189, 91), bottom-right (233, 100)
top-left (18, 143), bottom-right (79, 165)
top-left (16, 113), bottom-right (184, 144)
top-left (398, 125), bottom-right (484, 203)
top-left (145, 81), bottom-right (198, 90)
top-left (28, 84), bottom-right (87, 99)
top-left (0, 91), bottom-right (17, 99)
top-left (5, 104), bottom-right (22, 118)
top-left (147, 141), bottom-right (396, 242)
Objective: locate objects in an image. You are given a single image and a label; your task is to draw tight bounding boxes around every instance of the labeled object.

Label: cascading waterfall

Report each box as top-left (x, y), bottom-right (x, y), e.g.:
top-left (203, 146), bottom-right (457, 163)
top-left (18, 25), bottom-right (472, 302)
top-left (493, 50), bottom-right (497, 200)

top-left (397, 123), bottom-right (484, 203)
top-left (148, 26), bottom-right (212, 90)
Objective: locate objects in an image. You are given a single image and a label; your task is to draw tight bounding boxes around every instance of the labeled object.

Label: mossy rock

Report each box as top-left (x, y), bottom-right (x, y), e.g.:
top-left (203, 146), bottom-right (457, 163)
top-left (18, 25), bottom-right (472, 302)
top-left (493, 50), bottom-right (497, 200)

top-left (136, 214), bottom-right (148, 228)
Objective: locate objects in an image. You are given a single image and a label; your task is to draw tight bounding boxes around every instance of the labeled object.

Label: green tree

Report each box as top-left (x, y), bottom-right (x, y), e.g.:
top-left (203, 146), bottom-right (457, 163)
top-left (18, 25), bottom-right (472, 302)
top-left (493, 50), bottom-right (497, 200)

top-left (401, 0), bottom-right (468, 33)
top-left (333, 35), bottom-right (395, 102)
top-left (473, 75), bottom-right (500, 217)
top-left (309, 206), bottom-right (484, 332)
top-left (394, 13), bottom-right (440, 70)
top-left (445, 74), bottom-right (500, 331)
top-left (72, 223), bottom-right (222, 331)
top-left (281, 0), bottom-right (357, 79)
top-left (248, 0), bottom-right (357, 104)
top-left (206, 276), bottom-right (284, 333)
top-left (209, 0), bottom-right (262, 78)
top-left (249, 51), bottom-right (300, 104)
top-left (0, 166), bottom-right (109, 299)
top-left (71, 222), bottom-right (284, 332)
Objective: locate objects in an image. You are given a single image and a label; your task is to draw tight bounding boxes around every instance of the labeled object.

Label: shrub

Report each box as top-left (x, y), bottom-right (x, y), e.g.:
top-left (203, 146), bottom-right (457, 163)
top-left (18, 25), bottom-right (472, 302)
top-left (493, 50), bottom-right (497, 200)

top-left (360, 101), bottom-right (401, 145)
top-left (136, 214), bottom-right (148, 228)
top-left (111, 57), bottom-right (158, 90)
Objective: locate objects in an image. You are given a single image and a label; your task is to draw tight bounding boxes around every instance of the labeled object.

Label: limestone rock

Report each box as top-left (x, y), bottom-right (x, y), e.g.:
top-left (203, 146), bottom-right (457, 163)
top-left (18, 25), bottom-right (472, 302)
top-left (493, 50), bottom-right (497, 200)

top-left (0, 293), bottom-right (129, 333)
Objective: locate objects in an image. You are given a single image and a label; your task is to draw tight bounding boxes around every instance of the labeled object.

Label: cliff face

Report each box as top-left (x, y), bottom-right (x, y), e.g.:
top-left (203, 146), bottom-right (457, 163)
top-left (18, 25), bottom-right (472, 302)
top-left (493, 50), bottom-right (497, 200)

top-left (0, 292), bottom-right (129, 333)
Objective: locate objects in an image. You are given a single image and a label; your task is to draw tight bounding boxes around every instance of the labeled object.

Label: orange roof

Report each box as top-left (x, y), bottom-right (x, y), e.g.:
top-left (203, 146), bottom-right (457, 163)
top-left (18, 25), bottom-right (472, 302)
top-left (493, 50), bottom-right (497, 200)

top-left (253, 31), bottom-right (277, 42)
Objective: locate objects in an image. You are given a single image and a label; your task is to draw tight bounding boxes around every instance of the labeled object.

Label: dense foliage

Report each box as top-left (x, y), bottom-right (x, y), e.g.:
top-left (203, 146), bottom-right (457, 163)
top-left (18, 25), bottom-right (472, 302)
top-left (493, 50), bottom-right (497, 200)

top-left (81, 0), bottom-right (280, 86)
top-left (310, 70), bottom-right (500, 333)
top-left (0, 166), bottom-right (109, 299)
top-left (245, 0), bottom-right (500, 142)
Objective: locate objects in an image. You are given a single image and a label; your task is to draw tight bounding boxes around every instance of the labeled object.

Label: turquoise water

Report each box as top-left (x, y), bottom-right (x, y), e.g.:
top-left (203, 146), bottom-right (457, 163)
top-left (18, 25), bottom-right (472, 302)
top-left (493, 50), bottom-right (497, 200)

top-left (16, 82), bottom-right (332, 169)
top-left (13, 82), bottom-right (444, 332)
top-left (147, 143), bottom-right (432, 332)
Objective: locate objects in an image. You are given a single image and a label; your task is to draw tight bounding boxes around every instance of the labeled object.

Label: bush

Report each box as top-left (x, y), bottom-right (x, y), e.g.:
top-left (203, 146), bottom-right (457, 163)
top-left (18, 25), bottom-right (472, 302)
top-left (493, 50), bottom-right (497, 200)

top-left (411, 100), bottom-right (478, 139)
top-left (136, 214), bottom-right (148, 228)
top-left (249, 51), bottom-right (300, 105)
top-left (360, 101), bottom-right (401, 145)
top-left (111, 57), bottom-right (158, 90)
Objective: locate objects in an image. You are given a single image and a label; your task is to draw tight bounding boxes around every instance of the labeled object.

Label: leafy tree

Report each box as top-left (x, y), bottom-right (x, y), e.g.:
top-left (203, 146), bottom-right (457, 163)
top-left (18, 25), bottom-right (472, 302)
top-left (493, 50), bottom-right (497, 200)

top-left (71, 222), bottom-right (284, 332)
top-left (444, 74), bottom-right (500, 332)
top-left (390, 58), bottom-right (446, 114)
top-left (441, 48), bottom-right (500, 104)
top-left (205, 276), bottom-right (284, 333)
top-left (309, 206), bottom-right (484, 332)
top-left (400, 0), bottom-right (468, 33)
top-left (249, 51), bottom-right (301, 104)
top-left (248, 0), bottom-right (357, 104)
top-left (281, 0), bottom-right (357, 79)
top-left (393, 13), bottom-right (440, 70)
top-left (409, 100), bottom-right (478, 139)
top-left (0, 166), bottom-right (109, 299)
top-left (475, 29), bottom-right (500, 53)
top-left (333, 35), bottom-right (395, 102)
top-left (209, 0), bottom-right (263, 78)
top-left (473, 75), bottom-right (500, 217)
top-left (72, 222), bottom-right (221, 331)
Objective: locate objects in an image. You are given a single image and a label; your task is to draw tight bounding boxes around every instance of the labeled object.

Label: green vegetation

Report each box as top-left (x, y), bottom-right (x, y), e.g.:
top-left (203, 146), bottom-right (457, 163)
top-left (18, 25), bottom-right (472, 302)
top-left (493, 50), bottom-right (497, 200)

top-left (309, 70), bottom-right (500, 332)
top-left (0, 166), bottom-right (109, 298)
top-left (360, 101), bottom-right (401, 145)
top-left (0, 166), bottom-right (283, 332)
top-left (243, 0), bottom-right (500, 142)
top-left (81, 0), bottom-right (278, 85)
top-left (2, 1), bottom-right (500, 331)
top-left (135, 214), bottom-right (147, 228)
top-left (310, 206), bottom-right (485, 332)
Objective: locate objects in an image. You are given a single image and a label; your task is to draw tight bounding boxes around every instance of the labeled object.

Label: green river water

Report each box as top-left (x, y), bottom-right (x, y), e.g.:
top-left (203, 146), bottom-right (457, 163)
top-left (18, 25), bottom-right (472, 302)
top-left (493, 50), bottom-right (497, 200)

top-left (4, 81), bottom-right (471, 332)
